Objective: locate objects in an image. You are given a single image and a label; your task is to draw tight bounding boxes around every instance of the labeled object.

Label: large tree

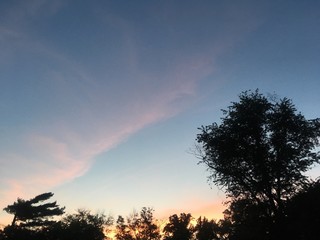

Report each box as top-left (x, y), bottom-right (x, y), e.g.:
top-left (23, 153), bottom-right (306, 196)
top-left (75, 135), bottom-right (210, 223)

top-left (3, 192), bottom-right (65, 228)
top-left (196, 90), bottom-right (320, 221)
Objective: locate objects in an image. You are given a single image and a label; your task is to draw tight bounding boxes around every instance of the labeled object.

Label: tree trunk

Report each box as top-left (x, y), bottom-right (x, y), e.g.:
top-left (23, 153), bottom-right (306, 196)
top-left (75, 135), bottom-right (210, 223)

top-left (11, 214), bottom-right (17, 226)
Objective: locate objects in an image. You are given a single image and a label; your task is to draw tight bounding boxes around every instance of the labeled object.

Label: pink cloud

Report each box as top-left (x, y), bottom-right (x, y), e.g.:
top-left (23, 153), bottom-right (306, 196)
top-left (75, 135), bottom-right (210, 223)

top-left (0, 38), bottom-right (217, 221)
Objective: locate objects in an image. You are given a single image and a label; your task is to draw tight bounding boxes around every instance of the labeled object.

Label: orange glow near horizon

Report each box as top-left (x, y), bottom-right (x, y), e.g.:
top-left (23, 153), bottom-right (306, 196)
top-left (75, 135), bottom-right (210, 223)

top-left (155, 200), bottom-right (226, 223)
top-left (104, 201), bottom-right (226, 239)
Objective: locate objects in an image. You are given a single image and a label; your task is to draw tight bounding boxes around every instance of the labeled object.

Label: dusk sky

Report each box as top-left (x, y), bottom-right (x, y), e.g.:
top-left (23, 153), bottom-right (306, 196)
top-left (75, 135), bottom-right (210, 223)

top-left (1, 0), bottom-right (320, 224)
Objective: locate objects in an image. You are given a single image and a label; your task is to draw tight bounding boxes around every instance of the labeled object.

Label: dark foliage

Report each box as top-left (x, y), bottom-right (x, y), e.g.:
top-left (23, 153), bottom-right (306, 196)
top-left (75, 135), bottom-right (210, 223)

top-left (216, 210), bottom-right (232, 240)
top-left (280, 180), bottom-right (320, 240)
top-left (1, 208), bottom-right (111, 240)
top-left (115, 207), bottom-right (160, 240)
top-left (3, 192), bottom-right (65, 228)
top-left (163, 213), bottom-right (193, 240)
top-left (194, 216), bottom-right (219, 240)
top-left (227, 199), bottom-right (272, 240)
top-left (47, 209), bottom-right (112, 240)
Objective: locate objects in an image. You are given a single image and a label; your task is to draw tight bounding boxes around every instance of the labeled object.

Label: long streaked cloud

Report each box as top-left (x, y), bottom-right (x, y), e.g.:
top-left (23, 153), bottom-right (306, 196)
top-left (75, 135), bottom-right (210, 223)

top-left (0, 69), bottom-right (208, 209)
top-left (0, 0), bottom-right (263, 214)
top-left (0, 37), bottom-right (215, 210)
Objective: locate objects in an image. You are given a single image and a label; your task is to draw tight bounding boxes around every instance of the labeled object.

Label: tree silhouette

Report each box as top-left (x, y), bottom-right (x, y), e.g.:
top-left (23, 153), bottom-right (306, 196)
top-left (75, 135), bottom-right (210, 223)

top-left (194, 216), bottom-right (219, 240)
top-left (226, 199), bottom-right (271, 240)
top-left (115, 215), bottom-right (132, 240)
top-left (3, 192), bottom-right (65, 228)
top-left (0, 225), bottom-right (37, 240)
top-left (47, 209), bottom-right (112, 240)
top-left (115, 207), bottom-right (160, 240)
top-left (216, 210), bottom-right (232, 240)
top-left (163, 213), bottom-right (193, 240)
top-left (196, 90), bottom-right (320, 238)
top-left (281, 179), bottom-right (320, 240)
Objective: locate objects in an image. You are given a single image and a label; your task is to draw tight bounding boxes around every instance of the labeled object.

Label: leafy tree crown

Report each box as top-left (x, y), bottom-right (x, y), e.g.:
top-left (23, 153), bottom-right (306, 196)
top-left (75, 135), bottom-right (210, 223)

top-left (197, 90), bottom-right (320, 210)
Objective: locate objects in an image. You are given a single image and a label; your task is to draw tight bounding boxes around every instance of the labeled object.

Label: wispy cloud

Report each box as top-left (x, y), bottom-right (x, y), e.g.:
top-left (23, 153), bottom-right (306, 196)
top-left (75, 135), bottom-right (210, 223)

top-left (0, 43), bottom-right (214, 210)
top-left (0, 0), bottom-right (263, 221)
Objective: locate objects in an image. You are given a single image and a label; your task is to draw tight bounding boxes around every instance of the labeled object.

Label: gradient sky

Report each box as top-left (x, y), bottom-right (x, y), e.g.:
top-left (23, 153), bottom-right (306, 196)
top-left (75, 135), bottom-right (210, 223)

top-left (1, 0), bottom-right (320, 225)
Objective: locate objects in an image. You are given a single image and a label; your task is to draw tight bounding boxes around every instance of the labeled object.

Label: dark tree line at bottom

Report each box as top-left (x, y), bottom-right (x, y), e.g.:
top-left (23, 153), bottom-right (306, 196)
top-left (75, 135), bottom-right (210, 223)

top-left (1, 182), bottom-right (320, 240)
top-left (1, 90), bottom-right (319, 240)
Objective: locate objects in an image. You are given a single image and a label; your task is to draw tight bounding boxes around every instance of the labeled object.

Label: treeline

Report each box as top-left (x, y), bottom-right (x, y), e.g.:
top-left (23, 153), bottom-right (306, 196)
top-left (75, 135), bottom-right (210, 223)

top-left (0, 191), bottom-right (231, 240)
top-left (1, 180), bottom-right (320, 240)
top-left (0, 191), bottom-right (244, 240)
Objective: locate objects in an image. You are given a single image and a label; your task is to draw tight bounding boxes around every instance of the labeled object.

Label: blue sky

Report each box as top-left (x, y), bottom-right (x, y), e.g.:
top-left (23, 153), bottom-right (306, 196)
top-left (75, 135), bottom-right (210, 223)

top-left (1, 0), bottom-right (320, 224)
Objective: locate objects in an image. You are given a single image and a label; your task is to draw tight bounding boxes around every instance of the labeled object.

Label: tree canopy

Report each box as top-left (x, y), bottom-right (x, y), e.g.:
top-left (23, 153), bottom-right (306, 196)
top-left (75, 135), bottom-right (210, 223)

top-left (3, 192), bottom-right (65, 228)
top-left (194, 216), bottom-right (219, 240)
top-left (48, 209), bottom-right (112, 240)
top-left (115, 207), bottom-right (161, 240)
top-left (197, 90), bottom-right (320, 211)
top-left (163, 213), bottom-right (193, 240)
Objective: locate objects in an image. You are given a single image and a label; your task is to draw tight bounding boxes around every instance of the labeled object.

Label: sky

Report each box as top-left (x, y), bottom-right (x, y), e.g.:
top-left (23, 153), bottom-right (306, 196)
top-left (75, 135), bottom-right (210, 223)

top-left (1, 0), bottom-right (320, 225)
